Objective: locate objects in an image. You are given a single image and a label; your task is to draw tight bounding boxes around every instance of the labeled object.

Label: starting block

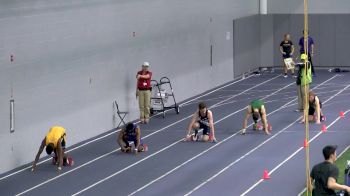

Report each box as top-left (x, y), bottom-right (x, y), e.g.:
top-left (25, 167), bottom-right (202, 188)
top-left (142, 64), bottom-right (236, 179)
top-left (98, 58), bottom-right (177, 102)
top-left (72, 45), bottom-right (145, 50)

top-left (184, 134), bottom-right (198, 142)
top-left (52, 156), bottom-right (74, 166)
top-left (141, 144), bottom-right (148, 152)
top-left (312, 114), bottom-right (326, 122)
top-left (253, 123), bottom-right (272, 131)
top-left (122, 144), bottom-right (148, 153)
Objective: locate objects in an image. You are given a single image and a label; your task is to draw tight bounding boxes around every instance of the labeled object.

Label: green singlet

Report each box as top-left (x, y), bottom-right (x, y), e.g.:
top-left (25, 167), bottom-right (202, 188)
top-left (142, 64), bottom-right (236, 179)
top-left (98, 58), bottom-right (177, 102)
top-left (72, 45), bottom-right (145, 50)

top-left (250, 100), bottom-right (264, 111)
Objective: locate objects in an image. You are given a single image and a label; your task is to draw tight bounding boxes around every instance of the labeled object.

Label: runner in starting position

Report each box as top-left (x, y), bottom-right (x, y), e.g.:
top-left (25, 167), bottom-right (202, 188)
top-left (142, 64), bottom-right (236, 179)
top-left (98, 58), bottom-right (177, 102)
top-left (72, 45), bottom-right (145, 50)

top-left (242, 100), bottom-right (271, 135)
top-left (301, 91), bottom-right (325, 124)
top-left (118, 122), bottom-right (147, 153)
top-left (32, 126), bottom-right (73, 172)
top-left (185, 102), bottom-right (217, 142)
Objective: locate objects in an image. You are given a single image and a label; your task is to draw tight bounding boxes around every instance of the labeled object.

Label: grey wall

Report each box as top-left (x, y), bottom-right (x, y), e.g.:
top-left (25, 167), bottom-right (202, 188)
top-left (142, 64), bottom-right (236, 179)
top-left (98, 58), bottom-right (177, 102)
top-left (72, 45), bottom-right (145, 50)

top-left (266, 0), bottom-right (350, 67)
top-left (0, 0), bottom-right (259, 173)
top-left (270, 14), bottom-right (350, 68)
top-left (267, 0), bottom-right (350, 14)
top-left (260, 15), bottom-right (274, 67)
top-left (256, 13), bottom-right (350, 68)
top-left (233, 15), bottom-right (261, 77)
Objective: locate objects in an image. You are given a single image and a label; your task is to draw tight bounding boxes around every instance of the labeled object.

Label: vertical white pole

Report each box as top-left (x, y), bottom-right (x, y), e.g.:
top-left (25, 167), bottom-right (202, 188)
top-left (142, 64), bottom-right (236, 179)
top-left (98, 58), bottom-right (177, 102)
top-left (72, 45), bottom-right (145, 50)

top-left (260, 0), bottom-right (268, 14)
top-left (10, 99), bottom-right (15, 133)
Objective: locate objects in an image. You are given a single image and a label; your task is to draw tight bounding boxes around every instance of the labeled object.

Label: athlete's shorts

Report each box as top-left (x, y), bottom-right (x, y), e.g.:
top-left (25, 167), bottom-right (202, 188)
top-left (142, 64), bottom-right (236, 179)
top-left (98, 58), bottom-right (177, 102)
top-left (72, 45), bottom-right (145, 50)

top-left (309, 102), bottom-right (322, 116)
top-left (252, 113), bottom-right (260, 123)
top-left (197, 121), bottom-right (210, 136)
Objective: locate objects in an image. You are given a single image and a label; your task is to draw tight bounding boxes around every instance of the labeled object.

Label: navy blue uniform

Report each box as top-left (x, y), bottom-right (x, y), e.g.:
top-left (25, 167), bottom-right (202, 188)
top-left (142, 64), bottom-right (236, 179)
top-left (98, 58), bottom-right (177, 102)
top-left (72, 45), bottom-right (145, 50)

top-left (122, 124), bottom-right (141, 148)
top-left (196, 110), bottom-right (211, 136)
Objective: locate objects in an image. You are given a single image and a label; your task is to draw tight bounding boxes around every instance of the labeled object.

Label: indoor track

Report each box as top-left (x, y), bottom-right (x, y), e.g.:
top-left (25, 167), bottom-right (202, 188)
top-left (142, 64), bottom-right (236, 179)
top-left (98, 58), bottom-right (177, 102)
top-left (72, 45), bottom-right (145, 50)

top-left (1, 70), bottom-right (349, 196)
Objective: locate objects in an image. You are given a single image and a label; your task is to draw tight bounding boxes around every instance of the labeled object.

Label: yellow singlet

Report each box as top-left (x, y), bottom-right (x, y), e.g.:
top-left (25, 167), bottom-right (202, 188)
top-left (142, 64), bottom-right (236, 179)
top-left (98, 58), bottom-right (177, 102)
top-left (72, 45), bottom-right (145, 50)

top-left (45, 126), bottom-right (66, 148)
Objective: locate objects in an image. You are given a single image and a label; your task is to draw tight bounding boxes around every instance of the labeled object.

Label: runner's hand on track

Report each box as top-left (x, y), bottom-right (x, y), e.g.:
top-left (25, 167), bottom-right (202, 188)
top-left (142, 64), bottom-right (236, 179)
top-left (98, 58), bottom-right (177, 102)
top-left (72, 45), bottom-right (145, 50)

top-left (31, 164), bottom-right (36, 172)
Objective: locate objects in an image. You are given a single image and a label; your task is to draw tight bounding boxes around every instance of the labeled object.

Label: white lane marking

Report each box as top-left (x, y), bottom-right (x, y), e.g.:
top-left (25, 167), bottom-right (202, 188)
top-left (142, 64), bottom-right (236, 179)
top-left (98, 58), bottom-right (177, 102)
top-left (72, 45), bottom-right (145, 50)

top-left (240, 85), bottom-right (350, 196)
top-left (70, 77), bottom-right (288, 196)
top-left (179, 75), bottom-right (254, 107)
top-left (128, 84), bottom-right (301, 195)
top-left (184, 75), bottom-right (340, 195)
top-left (0, 74), bottom-right (254, 181)
top-left (14, 76), bottom-right (280, 195)
top-left (184, 117), bottom-right (302, 196)
top-left (242, 111), bottom-right (349, 196)
top-left (297, 145), bottom-right (350, 196)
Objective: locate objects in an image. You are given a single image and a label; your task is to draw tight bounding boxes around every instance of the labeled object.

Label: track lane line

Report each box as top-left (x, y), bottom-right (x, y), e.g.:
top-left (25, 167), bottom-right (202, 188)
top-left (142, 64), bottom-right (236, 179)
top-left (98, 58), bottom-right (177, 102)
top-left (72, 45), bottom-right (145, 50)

top-left (128, 84), bottom-right (301, 195)
top-left (0, 74), bottom-right (254, 181)
top-left (179, 75), bottom-right (254, 107)
top-left (14, 76), bottom-right (280, 196)
top-left (183, 75), bottom-right (340, 195)
top-left (297, 145), bottom-right (350, 196)
top-left (70, 77), bottom-right (289, 196)
top-left (240, 85), bottom-right (350, 196)
top-left (242, 110), bottom-right (350, 196)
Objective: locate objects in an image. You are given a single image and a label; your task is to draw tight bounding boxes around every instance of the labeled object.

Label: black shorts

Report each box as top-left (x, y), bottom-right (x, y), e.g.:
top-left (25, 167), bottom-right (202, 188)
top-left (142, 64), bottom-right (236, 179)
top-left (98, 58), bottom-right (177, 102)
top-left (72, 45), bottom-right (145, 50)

top-left (122, 135), bottom-right (140, 147)
top-left (198, 122), bottom-right (210, 135)
top-left (309, 107), bottom-right (316, 115)
top-left (309, 102), bottom-right (322, 115)
top-left (283, 54), bottom-right (292, 59)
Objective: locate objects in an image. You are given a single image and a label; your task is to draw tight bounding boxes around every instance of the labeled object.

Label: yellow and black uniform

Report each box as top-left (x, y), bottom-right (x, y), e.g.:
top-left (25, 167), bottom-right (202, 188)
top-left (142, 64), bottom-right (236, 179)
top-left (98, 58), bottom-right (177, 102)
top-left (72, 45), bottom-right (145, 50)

top-left (45, 126), bottom-right (66, 149)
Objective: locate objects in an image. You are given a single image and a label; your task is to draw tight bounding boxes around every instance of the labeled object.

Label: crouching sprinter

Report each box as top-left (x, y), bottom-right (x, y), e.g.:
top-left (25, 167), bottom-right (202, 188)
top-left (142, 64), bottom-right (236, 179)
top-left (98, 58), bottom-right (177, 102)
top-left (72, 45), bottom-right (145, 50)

top-left (185, 102), bottom-right (217, 142)
top-left (32, 126), bottom-right (73, 172)
top-left (242, 100), bottom-right (271, 135)
top-left (301, 91), bottom-right (325, 124)
top-left (118, 123), bottom-right (147, 153)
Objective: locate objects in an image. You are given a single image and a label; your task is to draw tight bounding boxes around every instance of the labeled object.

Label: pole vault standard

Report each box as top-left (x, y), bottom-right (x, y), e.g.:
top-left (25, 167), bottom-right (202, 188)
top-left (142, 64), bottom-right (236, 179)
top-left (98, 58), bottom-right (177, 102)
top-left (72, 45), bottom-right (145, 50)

top-left (303, 0), bottom-right (311, 195)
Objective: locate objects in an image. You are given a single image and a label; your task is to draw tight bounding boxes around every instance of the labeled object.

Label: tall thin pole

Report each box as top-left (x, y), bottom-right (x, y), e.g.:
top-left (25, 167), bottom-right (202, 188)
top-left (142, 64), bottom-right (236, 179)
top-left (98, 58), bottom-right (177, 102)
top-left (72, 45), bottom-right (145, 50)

top-left (303, 0), bottom-right (311, 195)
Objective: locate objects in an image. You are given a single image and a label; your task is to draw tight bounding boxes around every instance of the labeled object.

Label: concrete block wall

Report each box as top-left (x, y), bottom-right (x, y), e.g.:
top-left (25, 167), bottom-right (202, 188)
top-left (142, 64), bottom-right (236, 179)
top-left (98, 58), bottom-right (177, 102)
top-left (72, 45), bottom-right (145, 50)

top-left (0, 0), bottom-right (259, 173)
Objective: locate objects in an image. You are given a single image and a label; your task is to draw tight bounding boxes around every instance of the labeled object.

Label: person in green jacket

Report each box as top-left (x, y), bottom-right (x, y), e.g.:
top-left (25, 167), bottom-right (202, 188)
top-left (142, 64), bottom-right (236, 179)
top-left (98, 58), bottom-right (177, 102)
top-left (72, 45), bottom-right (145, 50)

top-left (296, 53), bottom-right (312, 112)
top-left (242, 100), bottom-right (270, 135)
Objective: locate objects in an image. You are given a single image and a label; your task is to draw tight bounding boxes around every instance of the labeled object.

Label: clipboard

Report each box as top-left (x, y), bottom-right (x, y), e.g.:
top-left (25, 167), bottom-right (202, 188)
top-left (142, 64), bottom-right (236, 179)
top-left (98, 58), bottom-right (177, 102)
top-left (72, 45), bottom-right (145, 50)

top-left (284, 58), bottom-right (295, 70)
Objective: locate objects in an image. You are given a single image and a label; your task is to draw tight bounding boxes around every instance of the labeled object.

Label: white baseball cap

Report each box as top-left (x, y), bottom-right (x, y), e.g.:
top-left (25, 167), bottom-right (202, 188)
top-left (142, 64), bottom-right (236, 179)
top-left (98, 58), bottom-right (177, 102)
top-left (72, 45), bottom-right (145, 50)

top-left (142, 62), bottom-right (150, 67)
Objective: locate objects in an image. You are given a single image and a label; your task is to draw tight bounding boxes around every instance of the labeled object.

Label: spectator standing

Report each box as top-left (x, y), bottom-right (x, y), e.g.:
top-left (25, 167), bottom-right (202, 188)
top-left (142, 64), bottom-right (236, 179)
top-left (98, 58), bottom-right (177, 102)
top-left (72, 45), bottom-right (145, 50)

top-left (136, 62), bottom-right (152, 124)
top-left (299, 30), bottom-right (315, 76)
top-left (279, 34), bottom-right (295, 78)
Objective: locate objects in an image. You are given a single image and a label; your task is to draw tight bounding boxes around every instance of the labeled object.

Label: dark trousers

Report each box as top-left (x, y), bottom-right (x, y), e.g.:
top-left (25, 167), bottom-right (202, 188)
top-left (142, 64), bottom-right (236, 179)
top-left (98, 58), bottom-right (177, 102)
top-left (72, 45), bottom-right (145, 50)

top-left (308, 55), bottom-right (315, 74)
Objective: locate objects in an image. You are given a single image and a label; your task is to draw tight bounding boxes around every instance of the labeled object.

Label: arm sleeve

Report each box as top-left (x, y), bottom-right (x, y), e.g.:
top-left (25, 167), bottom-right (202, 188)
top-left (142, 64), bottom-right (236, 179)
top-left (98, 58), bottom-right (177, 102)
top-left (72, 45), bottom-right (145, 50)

top-left (280, 41), bottom-right (283, 47)
top-left (310, 166), bottom-right (315, 179)
top-left (290, 41), bottom-right (294, 45)
top-left (329, 165), bottom-right (339, 181)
